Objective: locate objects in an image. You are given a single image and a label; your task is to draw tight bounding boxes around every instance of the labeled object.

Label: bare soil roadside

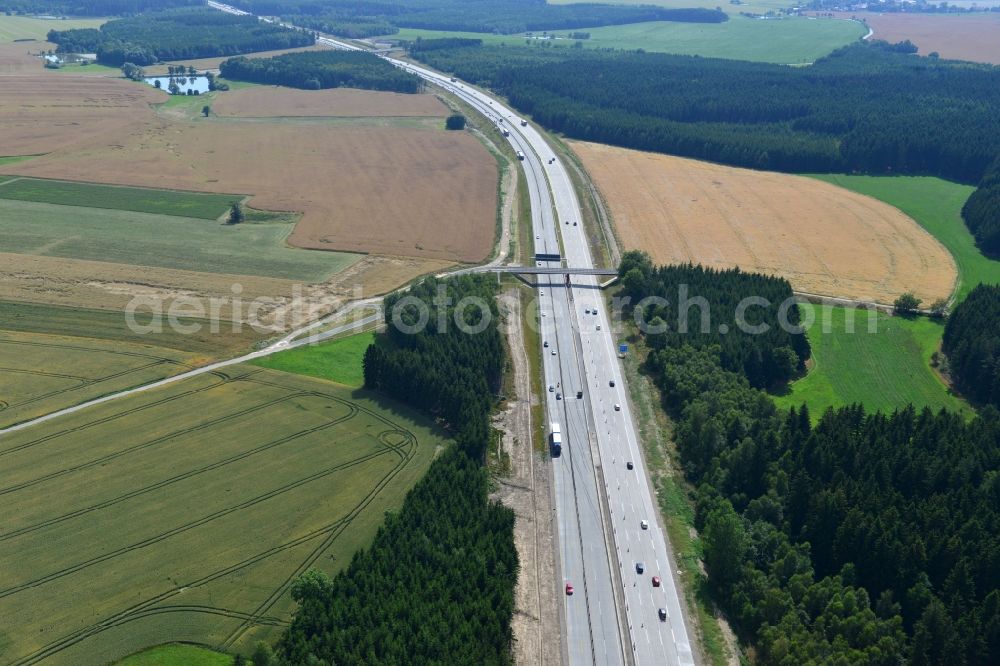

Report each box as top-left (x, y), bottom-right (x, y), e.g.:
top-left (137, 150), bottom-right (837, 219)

top-left (494, 288), bottom-right (562, 666)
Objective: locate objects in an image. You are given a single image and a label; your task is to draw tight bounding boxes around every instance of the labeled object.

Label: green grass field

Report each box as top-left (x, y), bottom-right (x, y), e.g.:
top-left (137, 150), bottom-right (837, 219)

top-left (391, 15), bottom-right (863, 63)
top-left (0, 15), bottom-right (106, 42)
top-left (773, 304), bottom-right (971, 417)
top-left (116, 644), bottom-right (231, 666)
top-left (548, 0), bottom-right (798, 15)
top-left (0, 365), bottom-right (445, 665)
top-left (0, 198), bottom-right (357, 281)
top-left (811, 175), bottom-right (1000, 303)
top-left (0, 300), bottom-right (267, 357)
top-left (252, 331), bottom-right (376, 388)
top-left (0, 177), bottom-right (238, 220)
top-left (0, 156), bottom-right (40, 167)
top-left (0, 329), bottom-right (200, 429)
top-left (775, 175), bottom-right (999, 417)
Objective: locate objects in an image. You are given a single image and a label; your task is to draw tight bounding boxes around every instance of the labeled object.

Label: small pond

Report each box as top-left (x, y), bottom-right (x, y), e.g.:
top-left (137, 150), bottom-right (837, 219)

top-left (144, 75), bottom-right (211, 95)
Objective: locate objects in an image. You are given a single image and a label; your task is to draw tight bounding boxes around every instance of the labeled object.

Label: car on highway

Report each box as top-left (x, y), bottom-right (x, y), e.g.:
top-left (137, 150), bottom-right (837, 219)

top-left (556, 392), bottom-right (562, 400)
top-left (626, 461), bottom-right (634, 470)
top-left (658, 608), bottom-right (667, 621)
top-left (549, 385), bottom-right (554, 392)
top-left (551, 349), bottom-right (557, 356)
top-left (641, 520), bottom-right (649, 530)
top-left (573, 221), bottom-right (578, 226)
top-left (596, 325), bottom-right (601, 330)
top-left (609, 379), bottom-right (616, 387)
top-left (576, 390), bottom-right (583, 399)
top-left (543, 340), bottom-right (549, 347)
top-left (614, 403), bottom-right (621, 411)
top-left (652, 576), bottom-right (662, 587)
top-left (540, 290), bottom-right (544, 296)
top-left (636, 562), bottom-right (645, 574)
top-left (565, 582), bottom-right (574, 596)
top-left (585, 308), bottom-right (590, 314)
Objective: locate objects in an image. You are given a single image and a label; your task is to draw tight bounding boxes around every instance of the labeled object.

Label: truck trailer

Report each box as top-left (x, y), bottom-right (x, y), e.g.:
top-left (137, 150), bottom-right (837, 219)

top-left (550, 422), bottom-right (562, 456)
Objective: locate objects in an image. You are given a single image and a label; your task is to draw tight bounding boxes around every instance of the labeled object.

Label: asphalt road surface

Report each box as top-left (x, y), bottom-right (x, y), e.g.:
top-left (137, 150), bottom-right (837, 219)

top-left (208, 5), bottom-right (695, 663)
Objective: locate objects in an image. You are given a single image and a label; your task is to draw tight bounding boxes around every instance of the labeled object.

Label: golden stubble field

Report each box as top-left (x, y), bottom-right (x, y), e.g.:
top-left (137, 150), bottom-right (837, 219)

top-left (0, 45), bottom-right (163, 156)
top-left (573, 141), bottom-right (957, 304)
top-left (831, 12), bottom-right (1000, 64)
top-left (0, 43), bottom-right (496, 326)
top-left (213, 86), bottom-right (449, 118)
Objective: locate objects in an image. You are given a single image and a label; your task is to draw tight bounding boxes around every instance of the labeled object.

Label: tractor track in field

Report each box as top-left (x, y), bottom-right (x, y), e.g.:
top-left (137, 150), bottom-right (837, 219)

top-left (0, 403), bottom-right (361, 541)
top-left (0, 390), bottom-right (328, 498)
top-left (0, 369), bottom-right (252, 458)
top-left (0, 442), bottom-right (409, 601)
top-left (12, 406), bottom-right (420, 665)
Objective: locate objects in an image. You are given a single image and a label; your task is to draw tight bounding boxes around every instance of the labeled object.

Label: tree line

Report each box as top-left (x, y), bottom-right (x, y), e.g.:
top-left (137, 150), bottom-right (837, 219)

top-left (227, 0), bottom-right (725, 38)
top-left (48, 7), bottom-right (313, 66)
top-left (626, 257), bottom-right (1000, 664)
top-left (962, 159), bottom-right (1000, 256)
top-left (273, 275), bottom-right (517, 665)
top-left (618, 251), bottom-right (810, 388)
top-left (411, 40), bottom-right (1000, 185)
top-left (219, 50), bottom-right (422, 92)
top-left (0, 0), bottom-right (199, 16)
top-left (943, 283), bottom-right (1000, 409)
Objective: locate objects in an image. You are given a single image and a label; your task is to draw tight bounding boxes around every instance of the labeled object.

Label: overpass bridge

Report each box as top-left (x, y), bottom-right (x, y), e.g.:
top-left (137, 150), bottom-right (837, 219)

top-left (466, 265), bottom-right (618, 276)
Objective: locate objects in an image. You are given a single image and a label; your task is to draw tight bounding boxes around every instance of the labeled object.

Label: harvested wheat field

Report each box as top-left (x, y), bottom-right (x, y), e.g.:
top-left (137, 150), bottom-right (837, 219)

top-left (213, 86), bottom-right (448, 118)
top-left (835, 12), bottom-right (1000, 64)
top-left (0, 252), bottom-right (449, 330)
top-left (0, 41), bottom-right (48, 75)
top-left (574, 141), bottom-right (956, 304)
top-left (10, 122), bottom-right (497, 262)
top-left (0, 47), bottom-right (164, 156)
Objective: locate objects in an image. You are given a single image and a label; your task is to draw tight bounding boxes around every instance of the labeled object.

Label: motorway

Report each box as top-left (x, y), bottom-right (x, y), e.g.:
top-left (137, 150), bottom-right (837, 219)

top-left (383, 62), bottom-right (696, 666)
top-left (207, 4), bottom-right (695, 663)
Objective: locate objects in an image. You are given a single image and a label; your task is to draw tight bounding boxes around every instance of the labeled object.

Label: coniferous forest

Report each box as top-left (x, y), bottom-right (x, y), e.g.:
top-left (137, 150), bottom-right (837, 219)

top-left (412, 40), bottom-right (1000, 245)
top-left (943, 284), bottom-right (1000, 408)
top-left (48, 7), bottom-right (313, 66)
top-left (620, 253), bottom-right (1000, 664)
top-left (0, 0), bottom-right (199, 15)
top-left (220, 50), bottom-right (422, 92)
top-left (962, 161), bottom-right (1000, 256)
top-left (227, 0), bottom-right (725, 38)
top-left (411, 41), bottom-right (1000, 184)
top-left (618, 252), bottom-right (810, 388)
top-left (276, 276), bottom-right (517, 665)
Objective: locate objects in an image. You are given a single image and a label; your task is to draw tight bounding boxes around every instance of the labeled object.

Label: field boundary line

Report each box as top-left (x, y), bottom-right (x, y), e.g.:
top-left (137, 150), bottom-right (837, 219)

top-left (0, 315), bottom-right (375, 437)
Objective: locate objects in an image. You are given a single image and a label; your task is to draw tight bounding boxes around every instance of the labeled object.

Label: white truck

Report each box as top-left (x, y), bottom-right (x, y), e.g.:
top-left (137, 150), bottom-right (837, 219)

top-left (516, 150), bottom-right (525, 161)
top-left (550, 422), bottom-right (562, 456)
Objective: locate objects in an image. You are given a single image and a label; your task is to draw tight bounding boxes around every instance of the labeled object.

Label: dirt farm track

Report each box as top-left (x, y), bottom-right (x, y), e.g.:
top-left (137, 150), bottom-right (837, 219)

top-left (573, 141), bottom-right (957, 304)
